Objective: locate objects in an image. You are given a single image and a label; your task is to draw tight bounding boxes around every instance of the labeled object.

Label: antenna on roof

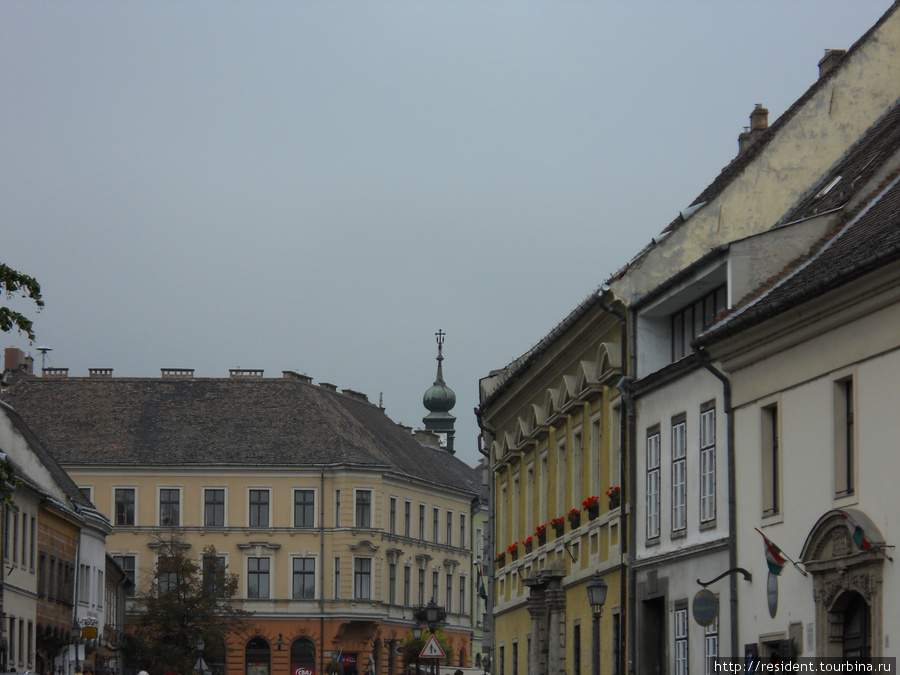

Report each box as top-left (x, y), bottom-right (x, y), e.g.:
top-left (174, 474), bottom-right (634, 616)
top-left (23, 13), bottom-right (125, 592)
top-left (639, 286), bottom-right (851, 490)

top-left (36, 345), bottom-right (52, 374)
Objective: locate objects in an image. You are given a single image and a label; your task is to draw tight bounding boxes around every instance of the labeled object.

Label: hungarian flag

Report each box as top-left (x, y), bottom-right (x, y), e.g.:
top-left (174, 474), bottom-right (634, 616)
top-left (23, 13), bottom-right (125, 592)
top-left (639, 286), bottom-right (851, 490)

top-left (840, 510), bottom-right (878, 552)
top-left (477, 563), bottom-right (487, 600)
top-left (762, 533), bottom-right (788, 576)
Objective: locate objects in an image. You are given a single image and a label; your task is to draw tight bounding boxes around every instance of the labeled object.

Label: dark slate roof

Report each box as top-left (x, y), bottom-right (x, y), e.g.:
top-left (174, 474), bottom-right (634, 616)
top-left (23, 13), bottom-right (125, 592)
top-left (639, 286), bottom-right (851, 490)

top-left (700, 169), bottom-right (900, 343)
top-left (0, 376), bottom-right (479, 495)
top-left (0, 401), bottom-right (94, 513)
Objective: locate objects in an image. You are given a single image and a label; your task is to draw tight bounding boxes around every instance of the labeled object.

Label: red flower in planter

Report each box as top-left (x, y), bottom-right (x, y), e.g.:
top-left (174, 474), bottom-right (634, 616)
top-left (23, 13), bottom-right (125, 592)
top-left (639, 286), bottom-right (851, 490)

top-left (583, 495), bottom-right (600, 511)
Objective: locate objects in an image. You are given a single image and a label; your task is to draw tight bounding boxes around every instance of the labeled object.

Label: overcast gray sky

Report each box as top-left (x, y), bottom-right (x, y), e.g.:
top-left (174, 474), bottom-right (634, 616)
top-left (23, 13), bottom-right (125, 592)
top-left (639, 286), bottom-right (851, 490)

top-left (1, 1), bottom-right (890, 467)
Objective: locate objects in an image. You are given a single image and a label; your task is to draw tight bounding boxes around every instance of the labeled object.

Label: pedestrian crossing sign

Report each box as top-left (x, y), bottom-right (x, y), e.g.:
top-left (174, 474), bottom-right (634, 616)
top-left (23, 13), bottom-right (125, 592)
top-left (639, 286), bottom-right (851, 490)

top-left (419, 635), bottom-right (446, 659)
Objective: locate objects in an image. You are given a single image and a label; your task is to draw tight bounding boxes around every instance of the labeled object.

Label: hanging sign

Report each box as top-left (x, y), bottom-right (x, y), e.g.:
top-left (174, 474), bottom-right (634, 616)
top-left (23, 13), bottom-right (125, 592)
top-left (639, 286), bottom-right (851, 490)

top-left (692, 588), bottom-right (718, 627)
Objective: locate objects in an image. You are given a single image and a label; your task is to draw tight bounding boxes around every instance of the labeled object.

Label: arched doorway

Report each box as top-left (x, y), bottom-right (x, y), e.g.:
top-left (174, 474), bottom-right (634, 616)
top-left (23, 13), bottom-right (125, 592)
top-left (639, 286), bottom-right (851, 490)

top-left (801, 509), bottom-right (885, 658)
top-left (246, 637), bottom-right (271, 675)
top-left (290, 638), bottom-right (316, 675)
top-left (839, 592), bottom-right (871, 660)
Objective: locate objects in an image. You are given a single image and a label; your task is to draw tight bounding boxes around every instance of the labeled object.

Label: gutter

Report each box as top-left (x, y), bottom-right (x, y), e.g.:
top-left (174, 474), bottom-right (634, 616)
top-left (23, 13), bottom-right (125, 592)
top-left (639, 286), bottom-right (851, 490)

top-left (694, 347), bottom-right (739, 658)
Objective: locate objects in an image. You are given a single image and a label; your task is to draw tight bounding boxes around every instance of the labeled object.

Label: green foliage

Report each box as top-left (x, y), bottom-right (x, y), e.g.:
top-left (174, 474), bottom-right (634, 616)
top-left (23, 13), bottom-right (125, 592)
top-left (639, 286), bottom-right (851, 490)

top-left (0, 263), bottom-right (44, 341)
top-left (124, 540), bottom-right (251, 675)
top-left (0, 457), bottom-right (22, 512)
top-left (400, 629), bottom-right (454, 668)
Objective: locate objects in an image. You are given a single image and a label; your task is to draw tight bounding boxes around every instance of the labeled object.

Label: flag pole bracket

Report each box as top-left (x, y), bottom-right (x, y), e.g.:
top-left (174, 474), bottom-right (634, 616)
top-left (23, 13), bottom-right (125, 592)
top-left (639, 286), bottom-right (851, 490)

top-left (697, 568), bottom-right (752, 588)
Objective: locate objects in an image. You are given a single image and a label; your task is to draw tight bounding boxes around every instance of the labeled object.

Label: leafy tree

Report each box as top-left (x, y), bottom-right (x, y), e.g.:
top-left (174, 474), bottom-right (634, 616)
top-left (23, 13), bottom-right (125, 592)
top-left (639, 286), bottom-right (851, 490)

top-left (0, 263), bottom-right (43, 341)
top-left (124, 540), bottom-right (251, 675)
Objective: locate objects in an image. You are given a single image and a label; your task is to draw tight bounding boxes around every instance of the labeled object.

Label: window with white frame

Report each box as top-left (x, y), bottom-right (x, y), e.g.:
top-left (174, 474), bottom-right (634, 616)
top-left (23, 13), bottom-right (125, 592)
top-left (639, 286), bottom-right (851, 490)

top-left (646, 429), bottom-right (661, 540)
top-left (404, 500), bottom-right (412, 537)
top-left (433, 507), bottom-right (440, 544)
top-left (247, 557), bottom-right (270, 599)
top-left (204, 488), bottom-right (225, 527)
top-left (675, 603), bottom-right (689, 675)
top-left (446, 511), bottom-right (453, 546)
top-left (459, 513), bottom-right (466, 548)
top-left (672, 416), bottom-right (687, 533)
top-left (419, 503), bottom-right (426, 539)
top-left (203, 553), bottom-right (226, 597)
top-left (354, 558), bottom-right (372, 599)
top-left (834, 376), bottom-right (855, 497)
top-left (459, 574), bottom-right (466, 614)
top-left (389, 497), bottom-right (397, 534)
top-left (249, 489), bottom-right (270, 528)
top-left (445, 571), bottom-right (452, 612)
top-left (294, 489), bottom-right (315, 528)
top-left (388, 561), bottom-right (396, 604)
top-left (761, 403), bottom-right (780, 516)
top-left (334, 557), bottom-right (341, 599)
top-left (700, 405), bottom-right (716, 524)
top-left (115, 488), bottom-right (136, 526)
top-left (705, 614), bottom-right (719, 675)
top-left (292, 557), bottom-right (315, 600)
top-left (159, 488), bottom-right (180, 527)
top-left (403, 565), bottom-right (411, 606)
top-left (355, 489), bottom-right (372, 528)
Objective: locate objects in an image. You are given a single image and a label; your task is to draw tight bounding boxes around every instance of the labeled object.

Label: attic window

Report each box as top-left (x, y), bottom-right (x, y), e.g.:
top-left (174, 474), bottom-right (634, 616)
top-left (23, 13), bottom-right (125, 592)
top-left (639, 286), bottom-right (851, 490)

top-left (671, 285), bottom-right (727, 361)
top-left (816, 175), bottom-right (842, 199)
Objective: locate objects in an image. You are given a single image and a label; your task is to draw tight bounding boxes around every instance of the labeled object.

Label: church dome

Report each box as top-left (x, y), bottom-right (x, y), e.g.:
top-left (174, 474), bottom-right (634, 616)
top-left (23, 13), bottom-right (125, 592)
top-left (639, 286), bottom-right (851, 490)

top-left (424, 377), bottom-right (456, 413)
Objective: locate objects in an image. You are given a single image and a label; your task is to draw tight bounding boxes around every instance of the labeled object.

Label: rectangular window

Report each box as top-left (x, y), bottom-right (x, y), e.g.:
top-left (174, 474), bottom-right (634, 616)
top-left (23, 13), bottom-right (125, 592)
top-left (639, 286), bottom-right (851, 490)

top-left (700, 405), bottom-right (716, 524)
top-left (388, 562), bottom-right (396, 604)
top-left (115, 488), bottom-right (136, 526)
top-left (355, 489), bottom-right (372, 528)
top-left (389, 497), bottom-right (397, 534)
top-left (334, 557), bottom-right (341, 599)
top-left (30, 516), bottom-right (36, 572)
top-left (459, 574), bottom-right (466, 614)
top-left (112, 555), bottom-right (135, 597)
top-left (294, 489), bottom-right (315, 528)
top-left (612, 612), bottom-right (621, 675)
top-left (646, 429), bottom-right (661, 540)
top-left (334, 490), bottom-right (341, 527)
top-left (79, 564), bottom-right (90, 604)
top-left (247, 557), bottom-right (270, 599)
top-left (433, 507), bottom-right (440, 543)
top-left (675, 604), bottom-right (689, 675)
top-left (762, 403), bottom-right (780, 516)
top-left (205, 488), bottom-right (225, 527)
top-left (418, 567), bottom-right (425, 604)
top-left (834, 377), bottom-right (855, 497)
top-left (12, 513), bottom-right (17, 564)
top-left (432, 569), bottom-right (439, 603)
top-left (354, 558), bottom-right (371, 599)
top-left (459, 513), bottom-right (467, 548)
top-left (573, 623), bottom-right (581, 675)
top-left (445, 572), bottom-right (452, 613)
top-left (446, 511), bottom-right (453, 546)
top-left (705, 614), bottom-right (719, 675)
top-left (292, 557), bottom-right (316, 600)
top-left (672, 416), bottom-right (687, 533)
top-left (157, 556), bottom-right (177, 594)
top-left (403, 566), bottom-right (411, 606)
top-left (419, 504), bottom-right (426, 539)
top-left (404, 500), bottom-right (412, 537)
top-left (202, 554), bottom-right (226, 597)
top-left (159, 488), bottom-right (180, 527)
top-left (249, 489), bottom-right (270, 528)
top-left (671, 285), bottom-right (727, 361)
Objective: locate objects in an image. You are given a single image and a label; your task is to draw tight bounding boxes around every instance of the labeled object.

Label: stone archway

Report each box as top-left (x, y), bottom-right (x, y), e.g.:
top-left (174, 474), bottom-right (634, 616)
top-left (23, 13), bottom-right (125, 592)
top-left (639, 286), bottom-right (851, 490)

top-left (800, 509), bottom-right (886, 658)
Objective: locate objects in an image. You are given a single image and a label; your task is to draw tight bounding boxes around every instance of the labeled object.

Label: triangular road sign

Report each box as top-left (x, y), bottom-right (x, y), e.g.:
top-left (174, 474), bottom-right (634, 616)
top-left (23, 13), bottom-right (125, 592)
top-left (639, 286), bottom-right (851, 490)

top-left (419, 634), bottom-right (446, 659)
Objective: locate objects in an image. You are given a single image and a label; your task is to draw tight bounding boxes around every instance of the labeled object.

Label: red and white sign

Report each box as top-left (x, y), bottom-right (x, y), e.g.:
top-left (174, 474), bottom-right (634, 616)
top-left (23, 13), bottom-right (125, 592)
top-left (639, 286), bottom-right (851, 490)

top-left (293, 668), bottom-right (314, 675)
top-left (419, 635), bottom-right (446, 659)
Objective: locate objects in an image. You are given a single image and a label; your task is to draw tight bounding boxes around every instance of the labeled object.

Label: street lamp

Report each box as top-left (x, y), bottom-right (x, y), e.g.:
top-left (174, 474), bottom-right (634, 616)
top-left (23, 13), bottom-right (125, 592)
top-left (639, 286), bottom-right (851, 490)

top-left (196, 637), bottom-right (207, 675)
top-left (412, 624), bottom-right (423, 675)
top-left (586, 573), bottom-right (608, 675)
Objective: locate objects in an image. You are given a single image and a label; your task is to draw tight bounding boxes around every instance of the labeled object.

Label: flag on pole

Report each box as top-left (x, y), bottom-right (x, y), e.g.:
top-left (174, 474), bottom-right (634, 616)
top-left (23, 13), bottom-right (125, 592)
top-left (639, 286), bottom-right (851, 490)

top-left (761, 532), bottom-right (787, 575)
top-left (840, 510), bottom-right (893, 561)
top-left (477, 562), bottom-right (487, 600)
top-left (755, 528), bottom-right (808, 576)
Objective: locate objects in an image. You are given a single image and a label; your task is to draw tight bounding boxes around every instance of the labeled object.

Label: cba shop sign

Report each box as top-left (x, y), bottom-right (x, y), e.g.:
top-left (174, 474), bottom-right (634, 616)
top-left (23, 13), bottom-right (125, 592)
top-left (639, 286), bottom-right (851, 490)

top-left (292, 665), bottom-right (315, 675)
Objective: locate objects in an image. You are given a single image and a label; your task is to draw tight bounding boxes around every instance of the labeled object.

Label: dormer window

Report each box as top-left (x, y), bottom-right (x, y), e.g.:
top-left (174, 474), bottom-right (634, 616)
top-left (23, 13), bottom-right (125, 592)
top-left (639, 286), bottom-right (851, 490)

top-left (671, 285), bottom-right (726, 361)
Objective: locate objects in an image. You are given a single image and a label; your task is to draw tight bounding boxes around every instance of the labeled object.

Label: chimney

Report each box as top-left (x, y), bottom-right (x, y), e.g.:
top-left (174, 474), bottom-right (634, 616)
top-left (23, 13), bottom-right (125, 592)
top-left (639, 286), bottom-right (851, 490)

top-left (88, 368), bottom-right (113, 378)
top-left (229, 369), bottom-right (264, 378)
top-left (161, 368), bottom-right (194, 378)
top-left (319, 382), bottom-right (338, 391)
top-left (283, 370), bottom-right (313, 384)
top-left (43, 367), bottom-right (69, 378)
top-left (818, 49), bottom-right (846, 80)
top-left (4, 347), bottom-right (25, 373)
top-left (738, 103), bottom-right (769, 155)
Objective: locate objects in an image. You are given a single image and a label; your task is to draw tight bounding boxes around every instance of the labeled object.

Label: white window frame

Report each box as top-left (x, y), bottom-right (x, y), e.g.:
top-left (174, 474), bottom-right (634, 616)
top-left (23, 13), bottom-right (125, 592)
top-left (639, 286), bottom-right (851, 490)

top-left (699, 405), bottom-right (716, 524)
top-left (671, 417), bottom-right (687, 533)
top-left (646, 430), bottom-right (661, 540)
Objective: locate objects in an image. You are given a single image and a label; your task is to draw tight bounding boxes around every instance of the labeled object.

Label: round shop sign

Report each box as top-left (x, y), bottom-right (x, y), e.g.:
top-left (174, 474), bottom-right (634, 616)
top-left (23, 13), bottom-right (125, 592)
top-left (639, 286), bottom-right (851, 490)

top-left (692, 588), bottom-right (718, 627)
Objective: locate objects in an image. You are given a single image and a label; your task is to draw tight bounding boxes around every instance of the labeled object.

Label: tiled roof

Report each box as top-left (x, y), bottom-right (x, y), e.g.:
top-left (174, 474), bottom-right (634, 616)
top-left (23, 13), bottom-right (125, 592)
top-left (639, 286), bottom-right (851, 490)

top-left (700, 170), bottom-right (900, 343)
top-left (1, 376), bottom-right (479, 494)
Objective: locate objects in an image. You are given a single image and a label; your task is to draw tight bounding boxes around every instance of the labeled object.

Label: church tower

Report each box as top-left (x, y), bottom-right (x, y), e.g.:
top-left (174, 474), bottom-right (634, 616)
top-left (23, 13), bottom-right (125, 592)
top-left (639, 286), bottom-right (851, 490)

top-left (423, 329), bottom-right (457, 453)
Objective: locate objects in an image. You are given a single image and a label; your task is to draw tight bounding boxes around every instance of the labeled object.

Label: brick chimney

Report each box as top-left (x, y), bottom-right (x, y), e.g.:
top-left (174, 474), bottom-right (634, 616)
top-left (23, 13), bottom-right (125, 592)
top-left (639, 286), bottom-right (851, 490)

top-left (738, 103), bottom-right (769, 156)
top-left (818, 49), bottom-right (846, 80)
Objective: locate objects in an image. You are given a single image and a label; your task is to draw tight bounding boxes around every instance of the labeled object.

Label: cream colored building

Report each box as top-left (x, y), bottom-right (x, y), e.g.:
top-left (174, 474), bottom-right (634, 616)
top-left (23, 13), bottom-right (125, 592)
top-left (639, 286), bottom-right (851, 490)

top-left (2, 368), bottom-right (480, 675)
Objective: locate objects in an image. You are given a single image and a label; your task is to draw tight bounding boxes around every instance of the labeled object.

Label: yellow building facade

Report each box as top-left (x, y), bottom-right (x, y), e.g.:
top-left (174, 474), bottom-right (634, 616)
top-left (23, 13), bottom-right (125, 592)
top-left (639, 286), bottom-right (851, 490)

top-left (478, 302), bottom-right (626, 675)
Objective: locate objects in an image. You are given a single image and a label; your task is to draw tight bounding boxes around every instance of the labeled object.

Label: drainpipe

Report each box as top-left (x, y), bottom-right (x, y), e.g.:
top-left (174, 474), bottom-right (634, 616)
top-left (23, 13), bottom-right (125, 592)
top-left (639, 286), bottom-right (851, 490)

top-left (474, 416), bottom-right (495, 675)
top-left (695, 347), bottom-right (738, 658)
top-left (320, 469), bottom-right (326, 672)
top-left (599, 288), bottom-right (632, 675)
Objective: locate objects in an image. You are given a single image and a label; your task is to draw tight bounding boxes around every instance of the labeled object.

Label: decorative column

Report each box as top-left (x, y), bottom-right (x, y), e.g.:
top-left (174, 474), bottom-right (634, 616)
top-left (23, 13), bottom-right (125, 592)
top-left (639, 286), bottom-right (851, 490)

top-left (546, 587), bottom-right (568, 674)
top-left (524, 578), bottom-right (548, 674)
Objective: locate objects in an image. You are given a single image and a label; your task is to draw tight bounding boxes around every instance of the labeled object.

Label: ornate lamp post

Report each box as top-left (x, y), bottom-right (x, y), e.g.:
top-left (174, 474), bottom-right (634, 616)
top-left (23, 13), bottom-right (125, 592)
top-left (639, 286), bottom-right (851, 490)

top-left (587, 573), bottom-right (608, 675)
top-left (195, 637), bottom-right (208, 675)
top-left (414, 599), bottom-right (446, 675)
top-left (412, 623), bottom-right (424, 675)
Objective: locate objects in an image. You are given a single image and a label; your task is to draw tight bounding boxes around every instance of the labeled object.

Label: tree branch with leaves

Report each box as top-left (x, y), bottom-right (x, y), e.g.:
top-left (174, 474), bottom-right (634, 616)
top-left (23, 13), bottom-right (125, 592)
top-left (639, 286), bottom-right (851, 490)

top-left (1, 263), bottom-right (44, 341)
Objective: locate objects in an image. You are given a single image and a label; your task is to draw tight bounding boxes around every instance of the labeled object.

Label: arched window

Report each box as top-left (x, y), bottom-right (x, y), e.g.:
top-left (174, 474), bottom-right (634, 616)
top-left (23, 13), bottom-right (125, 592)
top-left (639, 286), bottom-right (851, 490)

top-left (290, 638), bottom-right (317, 675)
top-left (245, 637), bottom-right (271, 675)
